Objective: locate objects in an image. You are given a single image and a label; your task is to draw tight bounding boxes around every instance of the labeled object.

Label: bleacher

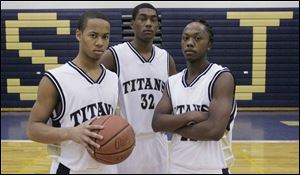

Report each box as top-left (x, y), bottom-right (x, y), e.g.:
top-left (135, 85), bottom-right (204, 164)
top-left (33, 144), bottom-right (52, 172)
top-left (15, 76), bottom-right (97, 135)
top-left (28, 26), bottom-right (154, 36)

top-left (1, 8), bottom-right (299, 110)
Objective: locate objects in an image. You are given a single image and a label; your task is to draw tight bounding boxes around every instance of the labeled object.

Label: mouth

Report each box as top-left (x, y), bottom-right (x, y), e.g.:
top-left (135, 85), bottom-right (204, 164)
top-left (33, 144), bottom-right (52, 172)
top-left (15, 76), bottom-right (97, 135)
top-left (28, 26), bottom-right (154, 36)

top-left (143, 30), bottom-right (154, 34)
top-left (184, 50), bottom-right (196, 55)
top-left (93, 50), bottom-right (104, 54)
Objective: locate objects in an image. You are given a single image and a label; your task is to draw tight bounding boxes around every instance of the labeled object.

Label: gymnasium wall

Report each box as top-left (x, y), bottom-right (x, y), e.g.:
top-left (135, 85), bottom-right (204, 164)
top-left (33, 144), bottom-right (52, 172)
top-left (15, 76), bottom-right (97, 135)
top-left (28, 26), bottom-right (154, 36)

top-left (1, 2), bottom-right (299, 110)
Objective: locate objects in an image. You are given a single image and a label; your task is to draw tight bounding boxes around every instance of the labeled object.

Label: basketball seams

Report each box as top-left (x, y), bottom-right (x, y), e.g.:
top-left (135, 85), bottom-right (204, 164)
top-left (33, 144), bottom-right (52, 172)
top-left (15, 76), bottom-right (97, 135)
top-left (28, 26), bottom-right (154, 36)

top-left (87, 115), bottom-right (135, 164)
top-left (93, 157), bottom-right (117, 165)
top-left (94, 142), bottom-right (135, 165)
top-left (99, 124), bottom-right (130, 147)
top-left (89, 116), bottom-right (111, 158)
top-left (95, 141), bottom-right (135, 155)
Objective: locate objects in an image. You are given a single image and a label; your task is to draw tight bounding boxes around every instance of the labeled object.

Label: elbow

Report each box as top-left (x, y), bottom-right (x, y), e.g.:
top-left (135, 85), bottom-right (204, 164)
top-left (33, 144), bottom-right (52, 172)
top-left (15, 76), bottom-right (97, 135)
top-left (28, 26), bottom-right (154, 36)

top-left (151, 116), bottom-right (163, 132)
top-left (27, 123), bottom-right (37, 141)
top-left (208, 129), bottom-right (225, 141)
top-left (151, 119), bottom-right (160, 132)
top-left (27, 126), bottom-right (33, 140)
top-left (27, 124), bottom-right (34, 140)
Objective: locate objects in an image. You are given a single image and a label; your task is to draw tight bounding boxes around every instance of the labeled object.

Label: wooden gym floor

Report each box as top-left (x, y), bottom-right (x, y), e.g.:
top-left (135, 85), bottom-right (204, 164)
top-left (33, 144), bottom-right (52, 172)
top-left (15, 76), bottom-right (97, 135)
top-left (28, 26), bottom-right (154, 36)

top-left (1, 111), bottom-right (299, 174)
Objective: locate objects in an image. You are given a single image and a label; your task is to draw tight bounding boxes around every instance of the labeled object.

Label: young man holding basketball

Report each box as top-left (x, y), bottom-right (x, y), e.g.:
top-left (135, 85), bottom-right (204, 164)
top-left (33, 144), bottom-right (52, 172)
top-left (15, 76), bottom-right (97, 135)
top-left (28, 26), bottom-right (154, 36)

top-left (99, 3), bottom-right (176, 174)
top-left (152, 19), bottom-right (237, 174)
top-left (27, 11), bottom-right (119, 174)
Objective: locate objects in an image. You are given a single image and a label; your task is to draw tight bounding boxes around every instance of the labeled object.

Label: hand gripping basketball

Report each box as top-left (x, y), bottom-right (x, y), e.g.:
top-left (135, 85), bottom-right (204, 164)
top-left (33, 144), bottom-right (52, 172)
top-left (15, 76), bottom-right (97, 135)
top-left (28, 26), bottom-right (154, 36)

top-left (88, 115), bottom-right (135, 164)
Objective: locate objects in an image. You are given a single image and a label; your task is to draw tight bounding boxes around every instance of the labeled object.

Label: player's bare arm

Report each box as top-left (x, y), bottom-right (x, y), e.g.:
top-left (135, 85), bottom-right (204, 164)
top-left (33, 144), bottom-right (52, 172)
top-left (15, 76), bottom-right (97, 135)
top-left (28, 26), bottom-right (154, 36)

top-left (99, 49), bottom-right (116, 73)
top-left (27, 76), bottom-right (103, 152)
top-left (169, 55), bottom-right (177, 76)
top-left (175, 72), bottom-right (235, 141)
top-left (152, 87), bottom-right (208, 132)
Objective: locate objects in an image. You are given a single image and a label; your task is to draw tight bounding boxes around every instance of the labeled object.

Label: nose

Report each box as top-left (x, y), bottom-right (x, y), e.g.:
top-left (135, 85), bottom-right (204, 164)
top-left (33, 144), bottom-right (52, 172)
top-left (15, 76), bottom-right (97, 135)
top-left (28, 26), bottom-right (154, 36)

top-left (145, 19), bottom-right (153, 27)
top-left (95, 38), bottom-right (104, 47)
top-left (186, 38), bottom-right (194, 48)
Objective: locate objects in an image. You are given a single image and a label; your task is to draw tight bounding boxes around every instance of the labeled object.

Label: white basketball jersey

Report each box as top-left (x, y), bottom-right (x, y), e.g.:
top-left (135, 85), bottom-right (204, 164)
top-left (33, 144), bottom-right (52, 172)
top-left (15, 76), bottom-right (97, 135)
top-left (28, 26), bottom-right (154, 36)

top-left (109, 42), bottom-right (169, 134)
top-left (167, 63), bottom-right (237, 170)
top-left (45, 62), bottom-right (118, 171)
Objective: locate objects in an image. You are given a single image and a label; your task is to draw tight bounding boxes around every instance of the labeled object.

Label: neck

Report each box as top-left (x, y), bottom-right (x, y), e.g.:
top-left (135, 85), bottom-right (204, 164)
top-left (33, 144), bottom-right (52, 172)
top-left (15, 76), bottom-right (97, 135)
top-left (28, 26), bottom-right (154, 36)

top-left (131, 38), bottom-right (153, 53)
top-left (186, 58), bottom-right (210, 77)
top-left (72, 54), bottom-right (99, 70)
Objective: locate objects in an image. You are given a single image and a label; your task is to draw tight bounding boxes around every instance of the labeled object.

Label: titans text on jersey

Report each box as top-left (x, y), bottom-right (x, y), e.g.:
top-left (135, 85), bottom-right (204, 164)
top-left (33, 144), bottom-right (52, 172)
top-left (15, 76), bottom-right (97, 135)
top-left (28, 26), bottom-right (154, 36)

top-left (122, 77), bottom-right (165, 94)
top-left (174, 104), bottom-right (209, 114)
top-left (70, 102), bottom-right (114, 127)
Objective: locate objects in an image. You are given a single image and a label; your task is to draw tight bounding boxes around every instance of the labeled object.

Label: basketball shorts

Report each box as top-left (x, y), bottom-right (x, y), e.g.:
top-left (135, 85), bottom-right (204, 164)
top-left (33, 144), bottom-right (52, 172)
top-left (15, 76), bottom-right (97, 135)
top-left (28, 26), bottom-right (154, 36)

top-left (117, 132), bottom-right (168, 174)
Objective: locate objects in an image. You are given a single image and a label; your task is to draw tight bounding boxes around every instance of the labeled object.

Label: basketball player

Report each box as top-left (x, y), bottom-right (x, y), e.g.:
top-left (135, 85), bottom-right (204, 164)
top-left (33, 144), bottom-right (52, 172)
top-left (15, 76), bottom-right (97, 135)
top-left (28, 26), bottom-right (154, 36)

top-left (152, 19), bottom-right (237, 174)
top-left (27, 11), bottom-right (119, 174)
top-left (99, 3), bottom-right (176, 174)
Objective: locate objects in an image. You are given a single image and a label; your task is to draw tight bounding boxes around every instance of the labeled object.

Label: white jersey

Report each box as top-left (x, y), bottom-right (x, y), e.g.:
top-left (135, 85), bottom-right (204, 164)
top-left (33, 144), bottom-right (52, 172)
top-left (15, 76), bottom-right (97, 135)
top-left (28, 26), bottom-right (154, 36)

top-left (167, 63), bottom-right (237, 170)
top-left (45, 61), bottom-right (118, 171)
top-left (109, 42), bottom-right (169, 134)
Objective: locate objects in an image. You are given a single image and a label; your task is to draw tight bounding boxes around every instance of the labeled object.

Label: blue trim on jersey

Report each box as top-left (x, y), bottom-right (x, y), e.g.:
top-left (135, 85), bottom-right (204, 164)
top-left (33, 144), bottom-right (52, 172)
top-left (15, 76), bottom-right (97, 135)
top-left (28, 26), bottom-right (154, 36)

top-left (166, 80), bottom-right (175, 111)
top-left (68, 61), bottom-right (104, 85)
top-left (44, 72), bottom-right (66, 123)
top-left (208, 68), bottom-right (230, 102)
top-left (109, 47), bottom-right (120, 77)
top-left (181, 63), bottom-right (213, 88)
top-left (127, 42), bottom-right (155, 63)
top-left (182, 69), bottom-right (188, 87)
top-left (97, 64), bottom-right (106, 84)
top-left (166, 80), bottom-right (171, 98)
top-left (226, 101), bottom-right (237, 131)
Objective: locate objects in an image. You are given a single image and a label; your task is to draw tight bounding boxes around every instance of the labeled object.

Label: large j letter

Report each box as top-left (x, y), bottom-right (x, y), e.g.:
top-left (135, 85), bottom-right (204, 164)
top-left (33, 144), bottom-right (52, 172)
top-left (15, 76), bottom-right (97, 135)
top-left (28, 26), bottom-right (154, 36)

top-left (227, 12), bottom-right (293, 100)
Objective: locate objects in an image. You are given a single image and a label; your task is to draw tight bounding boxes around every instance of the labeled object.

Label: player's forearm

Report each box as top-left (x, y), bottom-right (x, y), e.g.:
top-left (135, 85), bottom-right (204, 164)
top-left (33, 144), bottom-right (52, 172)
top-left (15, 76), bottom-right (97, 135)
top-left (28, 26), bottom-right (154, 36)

top-left (27, 122), bottom-right (71, 144)
top-left (174, 121), bottom-right (223, 141)
top-left (152, 113), bottom-right (192, 132)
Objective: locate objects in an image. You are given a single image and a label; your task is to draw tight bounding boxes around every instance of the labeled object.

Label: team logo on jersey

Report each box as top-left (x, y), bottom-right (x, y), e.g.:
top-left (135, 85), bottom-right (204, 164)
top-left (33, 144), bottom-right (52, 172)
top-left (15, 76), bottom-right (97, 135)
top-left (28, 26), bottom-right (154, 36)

top-left (174, 104), bottom-right (209, 114)
top-left (122, 78), bottom-right (165, 94)
top-left (70, 102), bottom-right (114, 127)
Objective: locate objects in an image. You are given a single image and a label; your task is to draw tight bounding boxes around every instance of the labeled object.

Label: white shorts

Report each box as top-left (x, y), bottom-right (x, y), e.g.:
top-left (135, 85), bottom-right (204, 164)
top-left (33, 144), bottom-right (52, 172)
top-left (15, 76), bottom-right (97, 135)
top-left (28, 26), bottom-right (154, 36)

top-left (117, 133), bottom-right (168, 174)
top-left (49, 159), bottom-right (117, 174)
top-left (169, 163), bottom-right (230, 174)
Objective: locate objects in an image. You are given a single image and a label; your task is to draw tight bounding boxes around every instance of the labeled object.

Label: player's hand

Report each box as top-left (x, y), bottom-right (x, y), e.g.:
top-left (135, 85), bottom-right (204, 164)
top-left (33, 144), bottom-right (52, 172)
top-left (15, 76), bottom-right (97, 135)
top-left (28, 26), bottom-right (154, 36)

top-left (68, 117), bottom-right (104, 154)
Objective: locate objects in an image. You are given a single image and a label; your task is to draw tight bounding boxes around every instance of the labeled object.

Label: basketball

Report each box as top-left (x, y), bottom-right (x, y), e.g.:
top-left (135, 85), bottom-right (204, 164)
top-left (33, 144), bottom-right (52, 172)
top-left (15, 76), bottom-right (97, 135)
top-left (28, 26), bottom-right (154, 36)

top-left (88, 115), bottom-right (135, 165)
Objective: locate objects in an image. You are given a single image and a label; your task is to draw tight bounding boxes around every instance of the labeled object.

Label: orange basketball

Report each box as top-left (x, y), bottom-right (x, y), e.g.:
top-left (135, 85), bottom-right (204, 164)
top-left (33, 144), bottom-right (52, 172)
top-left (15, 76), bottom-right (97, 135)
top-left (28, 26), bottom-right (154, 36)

top-left (88, 115), bottom-right (135, 165)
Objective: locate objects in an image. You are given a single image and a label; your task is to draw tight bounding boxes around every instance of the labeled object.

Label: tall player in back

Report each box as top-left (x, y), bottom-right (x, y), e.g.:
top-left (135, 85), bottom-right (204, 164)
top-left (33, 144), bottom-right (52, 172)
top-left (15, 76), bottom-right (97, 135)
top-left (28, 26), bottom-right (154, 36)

top-left (27, 11), bottom-right (119, 174)
top-left (152, 19), bottom-right (237, 174)
top-left (100, 3), bottom-right (176, 173)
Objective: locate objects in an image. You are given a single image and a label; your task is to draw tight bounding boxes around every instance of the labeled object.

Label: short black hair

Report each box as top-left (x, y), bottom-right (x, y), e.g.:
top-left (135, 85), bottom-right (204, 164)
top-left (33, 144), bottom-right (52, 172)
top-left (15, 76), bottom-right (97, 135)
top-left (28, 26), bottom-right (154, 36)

top-left (185, 19), bottom-right (214, 43)
top-left (132, 3), bottom-right (158, 20)
top-left (77, 11), bottom-right (110, 31)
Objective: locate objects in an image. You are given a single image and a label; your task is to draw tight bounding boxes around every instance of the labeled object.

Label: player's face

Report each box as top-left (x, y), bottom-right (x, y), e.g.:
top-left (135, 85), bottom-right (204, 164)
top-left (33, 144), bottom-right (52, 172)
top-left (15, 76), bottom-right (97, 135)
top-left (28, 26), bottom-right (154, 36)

top-left (181, 22), bottom-right (212, 63)
top-left (131, 8), bottom-right (159, 41)
top-left (76, 18), bottom-right (110, 60)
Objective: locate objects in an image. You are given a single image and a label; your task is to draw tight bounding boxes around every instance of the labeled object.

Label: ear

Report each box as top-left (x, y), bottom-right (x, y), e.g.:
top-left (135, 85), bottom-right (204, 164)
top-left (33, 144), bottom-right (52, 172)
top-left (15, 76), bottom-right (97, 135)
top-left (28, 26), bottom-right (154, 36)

top-left (207, 41), bottom-right (213, 51)
top-left (157, 21), bottom-right (161, 29)
top-left (76, 29), bottom-right (81, 42)
top-left (130, 20), bottom-right (134, 30)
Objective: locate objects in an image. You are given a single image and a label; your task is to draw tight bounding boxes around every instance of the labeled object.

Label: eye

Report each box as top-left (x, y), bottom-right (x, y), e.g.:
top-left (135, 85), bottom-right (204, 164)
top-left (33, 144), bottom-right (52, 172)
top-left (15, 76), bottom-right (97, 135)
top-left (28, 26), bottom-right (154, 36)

top-left (182, 36), bottom-right (188, 41)
top-left (102, 34), bottom-right (109, 40)
top-left (151, 17), bottom-right (159, 23)
top-left (195, 36), bottom-right (202, 41)
top-left (89, 33), bottom-right (97, 39)
top-left (138, 16), bottom-right (147, 21)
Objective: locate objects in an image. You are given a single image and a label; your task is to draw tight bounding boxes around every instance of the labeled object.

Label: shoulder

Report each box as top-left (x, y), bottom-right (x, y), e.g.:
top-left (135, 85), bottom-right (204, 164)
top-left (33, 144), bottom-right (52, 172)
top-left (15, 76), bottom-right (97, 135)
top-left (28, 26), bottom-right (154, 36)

top-left (211, 64), bottom-right (235, 90)
top-left (153, 45), bottom-right (168, 55)
top-left (102, 65), bottom-right (118, 80)
top-left (168, 69), bottom-right (185, 83)
top-left (109, 42), bottom-right (128, 51)
top-left (46, 63), bottom-right (70, 77)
